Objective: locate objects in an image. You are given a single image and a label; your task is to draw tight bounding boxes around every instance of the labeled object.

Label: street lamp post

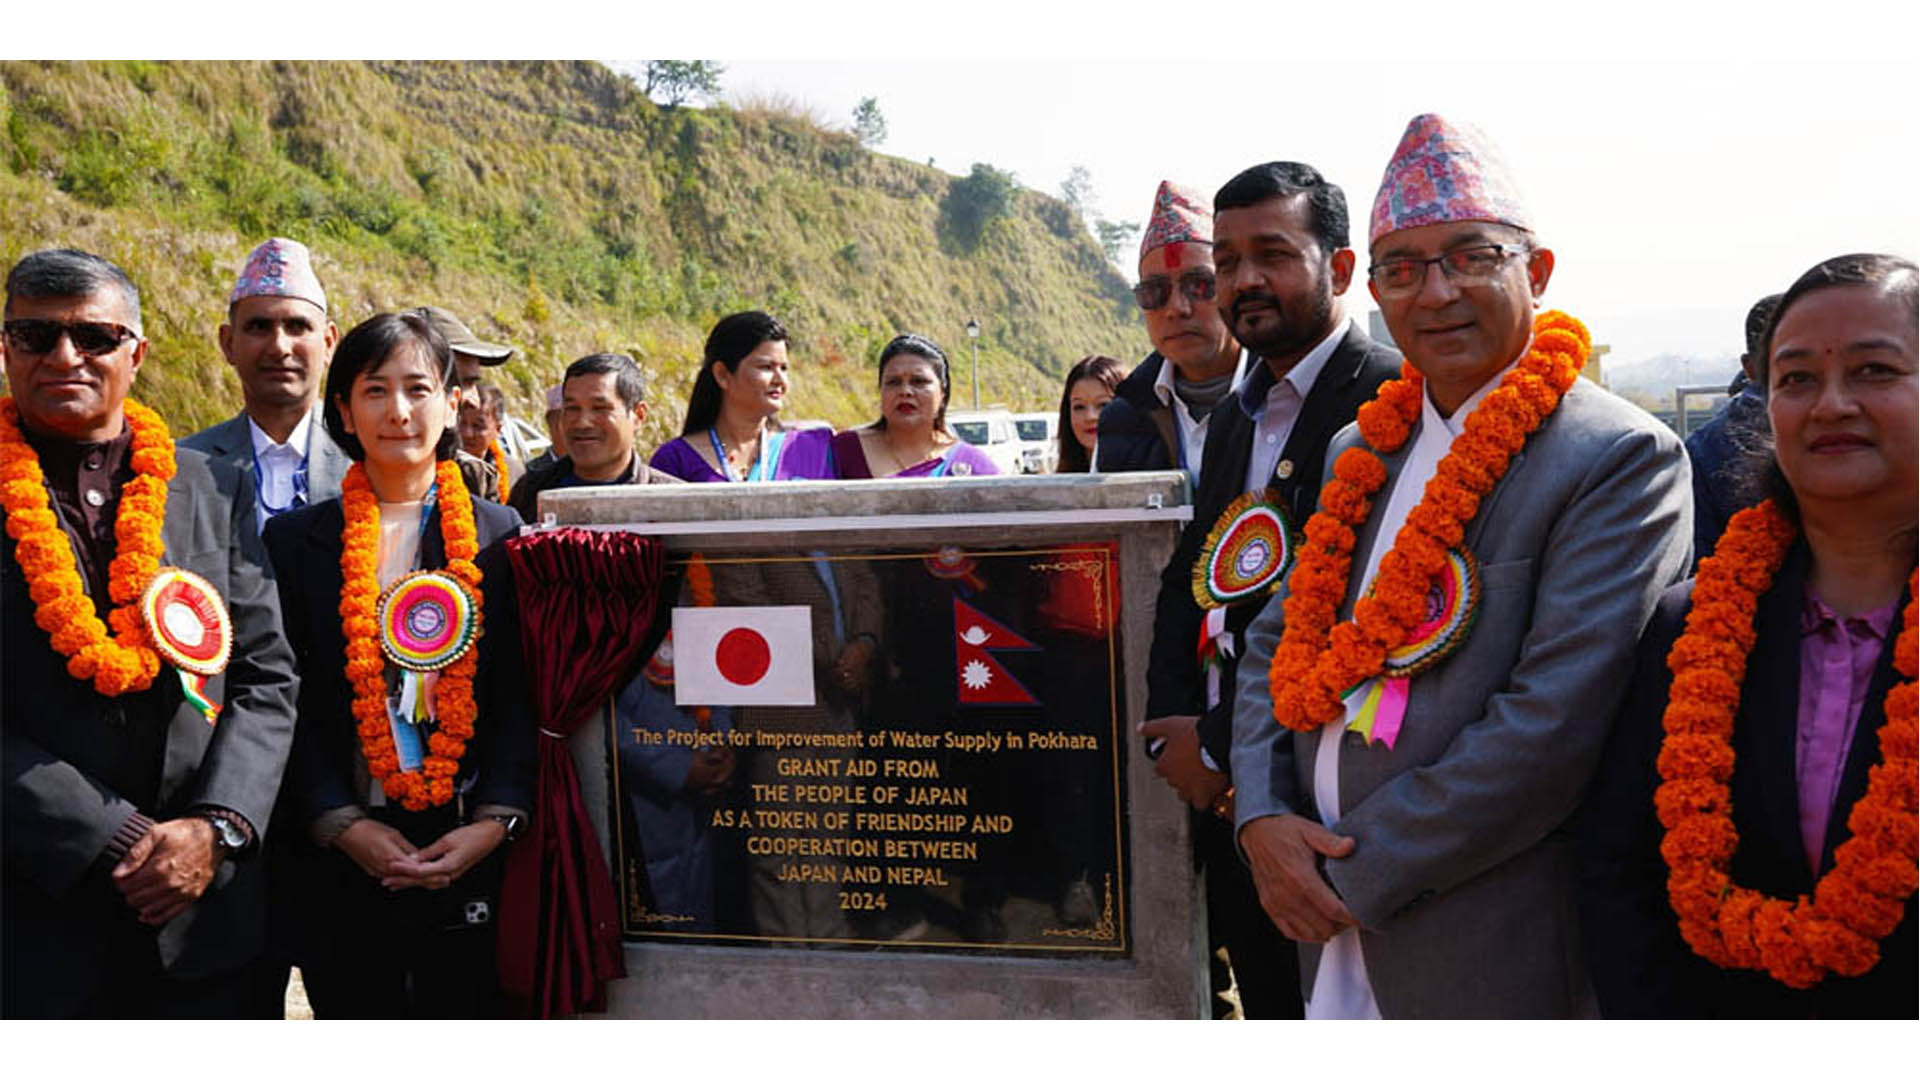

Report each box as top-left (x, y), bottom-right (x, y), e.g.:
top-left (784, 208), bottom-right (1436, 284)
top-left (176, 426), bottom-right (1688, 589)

top-left (966, 317), bottom-right (981, 409)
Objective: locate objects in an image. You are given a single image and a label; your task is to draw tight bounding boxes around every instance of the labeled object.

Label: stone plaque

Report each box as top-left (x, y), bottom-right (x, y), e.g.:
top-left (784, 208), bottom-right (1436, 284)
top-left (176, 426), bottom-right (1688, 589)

top-left (548, 473), bottom-right (1199, 1017)
top-left (609, 542), bottom-right (1127, 954)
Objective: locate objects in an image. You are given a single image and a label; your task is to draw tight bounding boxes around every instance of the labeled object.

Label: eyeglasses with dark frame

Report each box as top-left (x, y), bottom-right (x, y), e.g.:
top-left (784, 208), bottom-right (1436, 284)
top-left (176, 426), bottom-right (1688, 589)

top-left (1132, 270), bottom-right (1218, 311)
top-left (2, 319), bottom-right (142, 357)
top-left (1367, 244), bottom-right (1528, 297)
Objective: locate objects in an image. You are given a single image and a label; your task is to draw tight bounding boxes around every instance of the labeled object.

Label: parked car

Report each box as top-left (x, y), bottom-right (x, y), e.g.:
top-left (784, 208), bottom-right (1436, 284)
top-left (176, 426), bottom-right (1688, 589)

top-left (1012, 412), bottom-right (1057, 474)
top-left (945, 408), bottom-right (1025, 476)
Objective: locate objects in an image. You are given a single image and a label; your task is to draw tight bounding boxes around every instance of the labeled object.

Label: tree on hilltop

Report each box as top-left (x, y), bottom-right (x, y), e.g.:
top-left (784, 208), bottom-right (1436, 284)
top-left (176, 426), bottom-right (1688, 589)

top-left (941, 163), bottom-right (1018, 252)
top-left (644, 61), bottom-right (725, 107)
top-left (852, 97), bottom-right (887, 148)
top-left (1060, 164), bottom-right (1138, 267)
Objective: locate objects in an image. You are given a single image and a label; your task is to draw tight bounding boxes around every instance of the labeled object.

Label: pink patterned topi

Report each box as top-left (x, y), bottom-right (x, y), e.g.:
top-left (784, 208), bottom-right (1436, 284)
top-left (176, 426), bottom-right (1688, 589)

top-left (229, 237), bottom-right (327, 312)
top-left (1138, 181), bottom-right (1212, 262)
top-left (1368, 114), bottom-right (1532, 247)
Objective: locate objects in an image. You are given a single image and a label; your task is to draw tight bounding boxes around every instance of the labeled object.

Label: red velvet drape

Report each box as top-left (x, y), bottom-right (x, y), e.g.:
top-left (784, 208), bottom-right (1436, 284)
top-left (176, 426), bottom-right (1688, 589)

top-left (499, 527), bottom-right (666, 1018)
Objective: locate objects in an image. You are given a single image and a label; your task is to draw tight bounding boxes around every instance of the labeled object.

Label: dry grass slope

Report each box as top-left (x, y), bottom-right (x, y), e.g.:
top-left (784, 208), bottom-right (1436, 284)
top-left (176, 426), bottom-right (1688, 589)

top-left (0, 60), bottom-right (1142, 446)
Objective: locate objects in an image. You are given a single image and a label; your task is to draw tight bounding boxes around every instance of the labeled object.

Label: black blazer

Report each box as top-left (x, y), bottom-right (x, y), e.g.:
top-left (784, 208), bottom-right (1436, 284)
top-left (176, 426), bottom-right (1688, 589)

top-left (2, 446), bottom-right (298, 1013)
top-left (1146, 325), bottom-right (1401, 770)
top-left (1095, 352), bottom-right (1180, 474)
top-left (1577, 544), bottom-right (1916, 1017)
top-left (262, 494), bottom-right (535, 837)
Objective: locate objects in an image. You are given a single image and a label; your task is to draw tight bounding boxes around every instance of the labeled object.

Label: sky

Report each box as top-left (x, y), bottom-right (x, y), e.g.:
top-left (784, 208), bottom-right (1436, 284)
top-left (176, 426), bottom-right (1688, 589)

top-left (680, 54), bottom-right (1914, 387)
top-left (19, 0), bottom-right (1918, 393)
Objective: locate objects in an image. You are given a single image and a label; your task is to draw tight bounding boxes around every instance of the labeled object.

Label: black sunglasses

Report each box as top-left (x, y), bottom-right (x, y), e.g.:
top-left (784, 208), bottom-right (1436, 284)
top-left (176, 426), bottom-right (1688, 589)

top-left (3, 318), bottom-right (140, 357)
top-left (1132, 270), bottom-right (1218, 311)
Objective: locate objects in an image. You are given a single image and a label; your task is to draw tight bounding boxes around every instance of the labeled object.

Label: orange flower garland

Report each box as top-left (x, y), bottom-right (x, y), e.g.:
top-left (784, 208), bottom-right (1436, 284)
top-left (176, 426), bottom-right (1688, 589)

top-left (0, 396), bottom-right (173, 695)
top-left (488, 438), bottom-right (511, 501)
top-left (1657, 499), bottom-right (1918, 989)
top-left (340, 458), bottom-right (483, 811)
top-left (1267, 311), bottom-right (1589, 731)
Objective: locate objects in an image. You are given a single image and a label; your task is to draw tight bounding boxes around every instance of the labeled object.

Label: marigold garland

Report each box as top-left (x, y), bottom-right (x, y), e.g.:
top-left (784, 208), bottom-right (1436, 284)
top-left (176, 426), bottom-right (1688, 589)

top-left (1657, 498), bottom-right (1918, 989)
top-left (0, 396), bottom-right (174, 695)
top-left (340, 459), bottom-right (483, 811)
top-left (488, 438), bottom-right (510, 501)
top-left (1266, 311), bottom-right (1589, 731)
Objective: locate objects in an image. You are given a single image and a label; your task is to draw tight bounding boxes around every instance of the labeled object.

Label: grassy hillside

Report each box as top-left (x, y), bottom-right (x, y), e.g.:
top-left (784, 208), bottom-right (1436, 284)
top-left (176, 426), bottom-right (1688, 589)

top-left (0, 60), bottom-right (1141, 445)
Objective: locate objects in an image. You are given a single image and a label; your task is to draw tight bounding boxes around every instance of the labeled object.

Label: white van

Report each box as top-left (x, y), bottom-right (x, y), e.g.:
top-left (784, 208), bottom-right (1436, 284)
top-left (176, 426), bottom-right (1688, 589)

top-left (945, 408), bottom-right (1025, 476)
top-left (1012, 412), bottom-right (1057, 473)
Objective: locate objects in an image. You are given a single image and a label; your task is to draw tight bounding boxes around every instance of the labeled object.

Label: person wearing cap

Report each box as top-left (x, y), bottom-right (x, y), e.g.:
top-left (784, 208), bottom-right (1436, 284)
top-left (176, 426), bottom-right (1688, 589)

top-left (410, 305), bottom-right (517, 499)
top-left (1229, 116), bottom-right (1690, 1017)
top-left (2, 249), bottom-right (298, 1017)
top-left (1095, 181), bottom-right (1249, 480)
top-left (508, 351), bottom-right (680, 524)
top-left (1131, 164), bottom-right (1402, 1018)
top-left (182, 237), bottom-right (352, 540)
top-left (526, 384), bottom-right (568, 471)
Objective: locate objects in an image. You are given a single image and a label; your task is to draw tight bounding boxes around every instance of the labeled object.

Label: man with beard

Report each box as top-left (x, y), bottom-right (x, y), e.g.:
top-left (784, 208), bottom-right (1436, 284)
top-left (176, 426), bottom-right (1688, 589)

top-left (1095, 181), bottom-right (1247, 480)
top-left (182, 238), bottom-right (351, 542)
top-left (1138, 162), bottom-right (1400, 1017)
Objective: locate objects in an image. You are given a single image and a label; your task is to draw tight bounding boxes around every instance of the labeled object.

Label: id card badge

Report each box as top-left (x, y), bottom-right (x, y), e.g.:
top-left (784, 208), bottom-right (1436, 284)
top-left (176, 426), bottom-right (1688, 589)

top-left (387, 677), bottom-right (428, 772)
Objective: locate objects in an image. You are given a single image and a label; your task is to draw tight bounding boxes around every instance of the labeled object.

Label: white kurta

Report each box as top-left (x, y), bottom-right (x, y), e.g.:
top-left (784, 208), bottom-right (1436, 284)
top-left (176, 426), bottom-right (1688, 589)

top-left (1304, 360), bottom-right (1516, 1019)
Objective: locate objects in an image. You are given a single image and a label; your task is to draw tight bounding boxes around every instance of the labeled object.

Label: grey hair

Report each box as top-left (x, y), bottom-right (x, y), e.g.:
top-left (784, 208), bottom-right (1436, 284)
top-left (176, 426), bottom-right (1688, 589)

top-left (4, 249), bottom-right (144, 335)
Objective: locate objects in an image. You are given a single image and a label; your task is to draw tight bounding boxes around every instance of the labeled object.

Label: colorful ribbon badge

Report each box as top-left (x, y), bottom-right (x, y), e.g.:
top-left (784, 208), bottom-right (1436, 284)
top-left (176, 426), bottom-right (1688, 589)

top-left (1192, 491), bottom-right (1294, 610)
top-left (1345, 548), bottom-right (1482, 750)
top-left (140, 567), bottom-right (233, 724)
top-left (377, 570), bottom-right (480, 732)
top-left (377, 570), bottom-right (480, 672)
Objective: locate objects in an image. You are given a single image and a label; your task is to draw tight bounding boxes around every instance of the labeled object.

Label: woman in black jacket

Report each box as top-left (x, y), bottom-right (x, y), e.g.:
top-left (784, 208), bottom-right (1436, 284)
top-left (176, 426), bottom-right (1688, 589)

top-left (264, 311), bottom-right (533, 1018)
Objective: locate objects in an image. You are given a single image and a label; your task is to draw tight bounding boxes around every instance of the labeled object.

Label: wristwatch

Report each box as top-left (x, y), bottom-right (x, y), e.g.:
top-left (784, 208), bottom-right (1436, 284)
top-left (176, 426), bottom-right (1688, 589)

top-left (485, 812), bottom-right (527, 843)
top-left (198, 811), bottom-right (250, 859)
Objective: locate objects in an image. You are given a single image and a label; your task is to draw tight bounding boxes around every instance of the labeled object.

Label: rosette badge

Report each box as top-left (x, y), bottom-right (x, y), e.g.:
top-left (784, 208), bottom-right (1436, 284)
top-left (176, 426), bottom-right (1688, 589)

top-left (377, 570), bottom-right (480, 672)
top-left (140, 568), bottom-right (233, 676)
top-left (1192, 491), bottom-right (1294, 609)
top-left (1378, 548), bottom-right (1482, 679)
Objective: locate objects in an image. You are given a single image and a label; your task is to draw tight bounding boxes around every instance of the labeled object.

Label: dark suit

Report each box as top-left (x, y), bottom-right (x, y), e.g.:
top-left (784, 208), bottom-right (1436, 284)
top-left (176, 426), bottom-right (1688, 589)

top-left (262, 493), bottom-right (534, 1017)
top-left (2, 446), bottom-right (298, 1017)
top-left (1096, 352), bottom-right (1182, 474)
top-left (1139, 322), bottom-right (1399, 1018)
top-left (1578, 545), bottom-right (1916, 1018)
top-left (1150, 324), bottom-right (1401, 767)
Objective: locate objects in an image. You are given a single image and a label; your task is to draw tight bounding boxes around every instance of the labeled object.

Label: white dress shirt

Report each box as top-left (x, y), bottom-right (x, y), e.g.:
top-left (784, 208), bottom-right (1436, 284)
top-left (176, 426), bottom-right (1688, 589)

top-left (247, 409), bottom-right (314, 534)
top-left (1242, 321), bottom-right (1351, 493)
top-left (1305, 358), bottom-right (1516, 1020)
top-left (1152, 348), bottom-right (1250, 485)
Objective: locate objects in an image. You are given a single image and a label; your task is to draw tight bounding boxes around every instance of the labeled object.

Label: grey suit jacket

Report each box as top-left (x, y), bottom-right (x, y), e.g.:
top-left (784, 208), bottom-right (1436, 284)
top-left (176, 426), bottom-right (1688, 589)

top-left (180, 407), bottom-right (350, 558)
top-left (1230, 376), bottom-right (1691, 1018)
top-left (3, 445), bottom-right (299, 1012)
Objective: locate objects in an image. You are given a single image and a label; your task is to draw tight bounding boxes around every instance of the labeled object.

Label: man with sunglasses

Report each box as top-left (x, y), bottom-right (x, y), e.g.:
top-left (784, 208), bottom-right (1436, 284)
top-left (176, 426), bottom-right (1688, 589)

top-left (2, 248), bottom-right (298, 1017)
top-left (1228, 116), bottom-right (1689, 1017)
top-left (1133, 164), bottom-right (1401, 1018)
top-left (181, 238), bottom-right (351, 540)
top-left (1096, 181), bottom-right (1247, 479)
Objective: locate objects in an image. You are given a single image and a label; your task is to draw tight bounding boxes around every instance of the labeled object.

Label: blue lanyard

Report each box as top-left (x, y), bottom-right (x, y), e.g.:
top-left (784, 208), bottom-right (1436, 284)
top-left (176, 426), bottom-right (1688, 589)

top-left (250, 439), bottom-right (309, 516)
top-left (708, 428), bottom-right (785, 482)
top-left (413, 482), bottom-right (439, 568)
top-left (928, 446), bottom-right (955, 477)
